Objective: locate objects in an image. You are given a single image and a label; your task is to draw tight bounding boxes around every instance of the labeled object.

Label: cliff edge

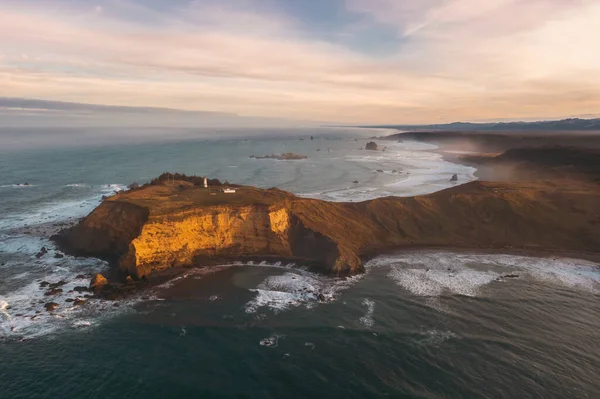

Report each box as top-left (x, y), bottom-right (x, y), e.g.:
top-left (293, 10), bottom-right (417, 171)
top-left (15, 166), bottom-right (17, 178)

top-left (54, 167), bottom-right (600, 279)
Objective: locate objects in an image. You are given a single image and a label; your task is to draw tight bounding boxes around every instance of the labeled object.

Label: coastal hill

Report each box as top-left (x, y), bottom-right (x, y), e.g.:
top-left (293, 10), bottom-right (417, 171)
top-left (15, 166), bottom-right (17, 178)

top-left (359, 117), bottom-right (600, 132)
top-left (54, 147), bottom-right (600, 279)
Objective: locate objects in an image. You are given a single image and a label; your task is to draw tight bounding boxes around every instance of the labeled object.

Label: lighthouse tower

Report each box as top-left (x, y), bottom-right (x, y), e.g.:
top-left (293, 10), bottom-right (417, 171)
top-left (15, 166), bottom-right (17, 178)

top-left (203, 177), bottom-right (208, 188)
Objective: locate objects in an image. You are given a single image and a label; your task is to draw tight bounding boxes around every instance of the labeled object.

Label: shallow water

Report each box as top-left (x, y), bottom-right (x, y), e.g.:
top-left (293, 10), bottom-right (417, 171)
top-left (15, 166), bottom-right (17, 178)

top-left (1, 128), bottom-right (599, 398)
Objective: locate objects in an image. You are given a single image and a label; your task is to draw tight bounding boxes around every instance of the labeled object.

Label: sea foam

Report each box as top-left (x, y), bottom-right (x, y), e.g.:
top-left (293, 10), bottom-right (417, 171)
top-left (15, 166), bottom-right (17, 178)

top-left (367, 252), bottom-right (600, 298)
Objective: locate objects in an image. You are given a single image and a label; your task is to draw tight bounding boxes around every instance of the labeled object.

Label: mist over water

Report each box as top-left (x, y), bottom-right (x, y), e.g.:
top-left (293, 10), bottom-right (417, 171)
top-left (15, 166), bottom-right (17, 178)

top-left (1, 128), bottom-right (599, 398)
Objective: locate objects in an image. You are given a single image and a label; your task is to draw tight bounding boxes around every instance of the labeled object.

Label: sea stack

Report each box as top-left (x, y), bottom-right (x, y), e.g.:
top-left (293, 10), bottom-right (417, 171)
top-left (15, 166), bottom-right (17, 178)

top-left (365, 142), bottom-right (379, 151)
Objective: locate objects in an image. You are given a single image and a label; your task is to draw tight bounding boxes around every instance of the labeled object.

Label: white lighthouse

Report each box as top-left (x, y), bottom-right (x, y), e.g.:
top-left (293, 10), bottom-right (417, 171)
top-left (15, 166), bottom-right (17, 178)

top-left (203, 177), bottom-right (208, 188)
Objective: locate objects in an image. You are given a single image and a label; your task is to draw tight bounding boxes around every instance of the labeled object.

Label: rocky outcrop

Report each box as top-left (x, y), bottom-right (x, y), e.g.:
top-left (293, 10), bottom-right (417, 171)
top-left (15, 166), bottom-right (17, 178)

top-left (44, 302), bottom-right (59, 312)
top-left (89, 274), bottom-right (108, 293)
top-left (365, 142), bottom-right (379, 151)
top-left (53, 171), bottom-right (600, 279)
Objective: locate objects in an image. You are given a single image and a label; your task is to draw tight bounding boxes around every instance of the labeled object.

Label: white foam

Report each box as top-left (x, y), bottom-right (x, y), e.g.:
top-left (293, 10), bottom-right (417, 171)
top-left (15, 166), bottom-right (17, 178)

top-left (245, 270), bottom-right (363, 314)
top-left (0, 183), bottom-right (126, 232)
top-left (359, 298), bottom-right (375, 327)
top-left (304, 342), bottom-right (316, 350)
top-left (367, 252), bottom-right (600, 298)
top-left (259, 334), bottom-right (283, 347)
top-left (297, 140), bottom-right (476, 202)
top-left (0, 250), bottom-right (144, 339)
top-left (388, 267), bottom-right (499, 297)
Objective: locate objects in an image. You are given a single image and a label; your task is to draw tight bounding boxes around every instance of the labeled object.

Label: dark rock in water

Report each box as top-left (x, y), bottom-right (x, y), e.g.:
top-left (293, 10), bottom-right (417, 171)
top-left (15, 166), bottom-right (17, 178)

top-left (65, 298), bottom-right (75, 303)
top-left (83, 294), bottom-right (92, 299)
top-left (502, 273), bottom-right (520, 279)
top-left (450, 174), bottom-right (458, 182)
top-left (54, 253), bottom-right (65, 259)
top-left (103, 290), bottom-right (123, 301)
top-left (90, 274), bottom-right (108, 293)
top-left (392, 169), bottom-right (398, 173)
top-left (44, 302), bottom-right (59, 312)
top-left (365, 142), bottom-right (379, 151)
top-left (40, 281), bottom-right (50, 288)
top-left (317, 293), bottom-right (326, 302)
top-left (73, 286), bottom-right (88, 293)
top-left (49, 280), bottom-right (67, 289)
top-left (75, 274), bottom-right (86, 280)
top-left (376, 169), bottom-right (384, 173)
top-left (250, 153), bottom-right (308, 160)
top-left (353, 181), bottom-right (359, 184)
top-left (73, 299), bottom-right (86, 306)
top-left (44, 288), bottom-right (63, 296)
top-left (23, 182), bottom-right (30, 186)
top-left (35, 251), bottom-right (46, 259)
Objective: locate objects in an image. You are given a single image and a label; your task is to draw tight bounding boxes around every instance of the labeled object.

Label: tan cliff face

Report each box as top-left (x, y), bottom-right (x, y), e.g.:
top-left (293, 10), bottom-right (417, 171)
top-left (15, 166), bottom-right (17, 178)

top-left (122, 202), bottom-right (363, 278)
top-left (122, 205), bottom-right (292, 277)
top-left (54, 169), bottom-right (600, 279)
top-left (56, 184), bottom-right (363, 278)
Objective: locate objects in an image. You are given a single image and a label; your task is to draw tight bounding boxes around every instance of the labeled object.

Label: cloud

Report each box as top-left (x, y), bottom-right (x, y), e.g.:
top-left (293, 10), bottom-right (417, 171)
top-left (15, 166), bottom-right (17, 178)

top-left (0, 0), bottom-right (599, 124)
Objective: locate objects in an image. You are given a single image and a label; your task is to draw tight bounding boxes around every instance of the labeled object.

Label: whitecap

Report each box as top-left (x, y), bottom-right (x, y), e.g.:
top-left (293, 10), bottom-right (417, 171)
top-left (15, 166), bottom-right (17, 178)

top-left (259, 335), bottom-right (283, 347)
top-left (245, 271), bottom-right (363, 314)
top-left (359, 298), bottom-right (375, 327)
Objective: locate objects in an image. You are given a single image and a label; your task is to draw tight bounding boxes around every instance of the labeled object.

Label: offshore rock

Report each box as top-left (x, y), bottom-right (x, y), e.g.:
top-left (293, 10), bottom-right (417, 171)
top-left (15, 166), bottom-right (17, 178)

top-left (365, 142), bottom-right (379, 151)
top-left (44, 302), bottom-right (59, 312)
top-left (90, 274), bottom-right (108, 293)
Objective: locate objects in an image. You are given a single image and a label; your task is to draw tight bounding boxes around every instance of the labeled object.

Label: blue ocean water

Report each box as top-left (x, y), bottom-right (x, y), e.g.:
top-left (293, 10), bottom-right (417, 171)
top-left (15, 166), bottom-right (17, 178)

top-left (1, 128), bottom-right (599, 398)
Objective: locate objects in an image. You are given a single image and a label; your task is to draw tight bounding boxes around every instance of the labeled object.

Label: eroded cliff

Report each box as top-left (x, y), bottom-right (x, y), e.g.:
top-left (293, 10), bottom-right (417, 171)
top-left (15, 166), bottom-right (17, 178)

top-left (54, 170), bottom-right (600, 280)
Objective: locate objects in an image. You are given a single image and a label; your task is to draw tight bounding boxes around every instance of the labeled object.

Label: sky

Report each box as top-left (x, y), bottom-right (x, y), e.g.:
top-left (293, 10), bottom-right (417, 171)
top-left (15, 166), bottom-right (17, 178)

top-left (1, 0), bottom-right (599, 126)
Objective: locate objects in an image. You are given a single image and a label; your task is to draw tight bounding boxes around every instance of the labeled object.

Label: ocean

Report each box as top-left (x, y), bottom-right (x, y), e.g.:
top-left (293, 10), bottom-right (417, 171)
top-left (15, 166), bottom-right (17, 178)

top-left (1, 128), bottom-right (599, 398)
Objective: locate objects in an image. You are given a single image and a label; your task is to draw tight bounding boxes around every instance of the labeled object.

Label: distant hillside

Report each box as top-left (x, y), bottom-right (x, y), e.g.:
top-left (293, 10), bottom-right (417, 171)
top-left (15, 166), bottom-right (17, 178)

top-left (359, 118), bottom-right (600, 131)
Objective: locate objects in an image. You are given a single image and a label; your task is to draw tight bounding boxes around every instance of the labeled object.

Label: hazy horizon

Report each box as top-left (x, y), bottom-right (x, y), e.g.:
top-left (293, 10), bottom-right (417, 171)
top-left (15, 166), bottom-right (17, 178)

top-left (1, 0), bottom-right (599, 127)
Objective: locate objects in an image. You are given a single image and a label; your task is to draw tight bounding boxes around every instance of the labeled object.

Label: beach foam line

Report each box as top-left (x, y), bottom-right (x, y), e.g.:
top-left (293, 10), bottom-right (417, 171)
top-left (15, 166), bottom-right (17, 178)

top-left (366, 252), bottom-right (600, 298)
